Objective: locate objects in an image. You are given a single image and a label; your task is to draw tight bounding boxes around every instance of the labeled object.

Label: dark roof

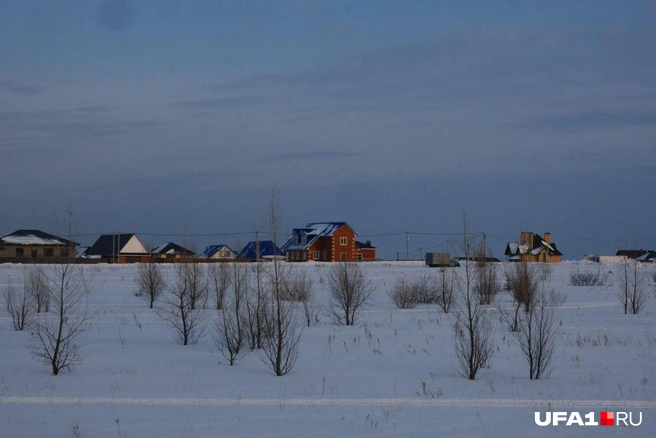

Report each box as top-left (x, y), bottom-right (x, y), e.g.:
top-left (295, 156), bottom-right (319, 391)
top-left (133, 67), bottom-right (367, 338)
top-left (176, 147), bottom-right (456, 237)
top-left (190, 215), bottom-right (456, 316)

top-left (0, 229), bottom-right (78, 246)
top-left (505, 233), bottom-right (562, 257)
top-left (150, 242), bottom-right (195, 256)
top-left (199, 244), bottom-right (235, 258)
top-left (282, 222), bottom-right (356, 251)
top-left (616, 249), bottom-right (651, 259)
top-left (238, 240), bottom-right (284, 259)
top-left (87, 233), bottom-right (139, 257)
top-left (355, 240), bottom-right (376, 249)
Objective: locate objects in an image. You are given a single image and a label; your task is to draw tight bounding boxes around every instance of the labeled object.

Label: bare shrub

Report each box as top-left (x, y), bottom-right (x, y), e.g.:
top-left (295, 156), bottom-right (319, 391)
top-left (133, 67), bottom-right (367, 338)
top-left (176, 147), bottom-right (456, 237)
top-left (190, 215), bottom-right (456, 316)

top-left (136, 261), bottom-right (165, 308)
top-left (326, 262), bottom-right (374, 325)
top-left (182, 262), bottom-right (208, 310)
top-left (437, 267), bottom-right (455, 313)
top-left (158, 264), bottom-right (207, 345)
top-left (244, 261), bottom-right (266, 350)
top-left (215, 263), bottom-right (248, 365)
top-left (452, 213), bottom-right (494, 380)
top-left (283, 272), bottom-right (319, 326)
top-left (26, 269), bottom-right (49, 313)
top-left (30, 210), bottom-right (91, 375)
top-left (4, 279), bottom-right (34, 331)
top-left (570, 268), bottom-right (608, 286)
top-left (208, 262), bottom-right (231, 310)
top-left (515, 290), bottom-right (559, 379)
top-left (389, 277), bottom-right (419, 309)
top-left (474, 260), bottom-right (500, 305)
top-left (618, 258), bottom-right (648, 314)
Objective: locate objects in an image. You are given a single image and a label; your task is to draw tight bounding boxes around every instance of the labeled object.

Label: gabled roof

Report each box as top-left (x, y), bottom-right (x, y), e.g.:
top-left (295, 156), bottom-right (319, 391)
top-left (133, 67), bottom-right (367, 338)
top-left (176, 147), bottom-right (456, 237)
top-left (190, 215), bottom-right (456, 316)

top-left (199, 244), bottom-right (235, 259)
top-left (616, 249), bottom-right (651, 259)
top-left (0, 229), bottom-right (78, 246)
top-left (355, 240), bottom-right (376, 249)
top-left (635, 250), bottom-right (656, 262)
top-left (282, 222), bottom-right (357, 251)
top-left (76, 246), bottom-right (90, 258)
top-left (151, 242), bottom-right (195, 256)
top-left (238, 240), bottom-right (284, 259)
top-left (87, 233), bottom-right (141, 257)
top-left (505, 233), bottom-right (562, 257)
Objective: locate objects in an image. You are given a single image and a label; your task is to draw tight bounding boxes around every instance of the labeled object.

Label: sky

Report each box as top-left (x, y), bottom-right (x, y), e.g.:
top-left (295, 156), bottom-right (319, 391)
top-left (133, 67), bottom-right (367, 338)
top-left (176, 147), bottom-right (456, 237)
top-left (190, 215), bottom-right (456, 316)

top-left (1, 0), bottom-right (655, 260)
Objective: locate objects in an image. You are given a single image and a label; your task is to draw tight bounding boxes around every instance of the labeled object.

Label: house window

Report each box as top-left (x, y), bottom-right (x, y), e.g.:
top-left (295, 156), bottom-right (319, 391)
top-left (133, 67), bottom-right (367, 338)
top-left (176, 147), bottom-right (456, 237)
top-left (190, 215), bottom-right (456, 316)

top-left (16, 248), bottom-right (24, 257)
top-left (44, 248), bottom-right (54, 257)
top-left (323, 251), bottom-right (327, 261)
top-left (302, 251), bottom-right (307, 261)
top-left (357, 254), bottom-right (363, 261)
top-left (31, 250), bottom-right (37, 258)
top-left (340, 237), bottom-right (347, 246)
top-left (313, 251), bottom-right (319, 259)
top-left (340, 252), bottom-right (347, 261)
top-left (61, 248), bottom-right (70, 257)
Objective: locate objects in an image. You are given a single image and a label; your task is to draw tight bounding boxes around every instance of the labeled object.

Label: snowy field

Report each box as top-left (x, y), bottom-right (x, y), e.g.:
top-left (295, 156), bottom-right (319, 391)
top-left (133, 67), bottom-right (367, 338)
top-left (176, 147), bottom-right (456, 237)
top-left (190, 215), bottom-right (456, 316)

top-left (1, 261), bottom-right (655, 437)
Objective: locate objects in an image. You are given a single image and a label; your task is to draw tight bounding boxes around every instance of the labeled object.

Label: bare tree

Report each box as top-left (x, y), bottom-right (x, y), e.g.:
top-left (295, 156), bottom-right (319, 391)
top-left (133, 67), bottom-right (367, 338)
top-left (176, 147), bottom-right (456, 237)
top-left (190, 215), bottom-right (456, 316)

top-left (4, 279), bottom-right (34, 331)
top-left (515, 289), bottom-right (559, 379)
top-left (452, 213), bottom-right (494, 380)
top-left (208, 262), bottom-right (231, 310)
top-left (326, 262), bottom-right (374, 325)
top-left (259, 189), bottom-right (302, 376)
top-left (618, 258), bottom-right (648, 314)
top-left (215, 263), bottom-right (248, 365)
top-left (158, 264), bottom-right (207, 345)
top-left (30, 209), bottom-right (91, 375)
top-left (437, 267), bottom-right (455, 313)
top-left (244, 260), bottom-right (267, 350)
top-left (474, 257), bottom-right (500, 305)
top-left (26, 268), bottom-right (49, 313)
top-left (136, 261), bottom-right (165, 309)
top-left (508, 260), bottom-right (540, 313)
top-left (184, 262), bottom-right (208, 310)
top-left (283, 272), bottom-right (319, 326)
top-left (389, 276), bottom-right (419, 309)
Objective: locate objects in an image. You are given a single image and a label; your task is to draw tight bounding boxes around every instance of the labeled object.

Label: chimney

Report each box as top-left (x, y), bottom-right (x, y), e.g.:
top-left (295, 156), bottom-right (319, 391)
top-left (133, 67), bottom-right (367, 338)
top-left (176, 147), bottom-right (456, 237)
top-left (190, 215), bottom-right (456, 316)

top-left (520, 231), bottom-right (532, 248)
top-left (544, 233), bottom-right (552, 244)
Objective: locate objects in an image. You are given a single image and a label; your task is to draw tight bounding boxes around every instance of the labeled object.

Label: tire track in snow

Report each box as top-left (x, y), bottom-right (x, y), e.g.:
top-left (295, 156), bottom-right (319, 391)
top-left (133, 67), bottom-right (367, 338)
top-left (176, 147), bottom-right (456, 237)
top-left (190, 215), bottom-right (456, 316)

top-left (2, 397), bottom-right (655, 408)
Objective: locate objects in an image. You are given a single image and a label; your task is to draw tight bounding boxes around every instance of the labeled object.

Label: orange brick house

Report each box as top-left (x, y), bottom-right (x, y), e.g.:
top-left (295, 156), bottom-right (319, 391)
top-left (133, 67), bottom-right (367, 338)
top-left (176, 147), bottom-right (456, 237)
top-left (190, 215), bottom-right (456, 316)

top-left (505, 232), bottom-right (563, 263)
top-left (355, 240), bottom-right (377, 261)
top-left (282, 222), bottom-right (361, 262)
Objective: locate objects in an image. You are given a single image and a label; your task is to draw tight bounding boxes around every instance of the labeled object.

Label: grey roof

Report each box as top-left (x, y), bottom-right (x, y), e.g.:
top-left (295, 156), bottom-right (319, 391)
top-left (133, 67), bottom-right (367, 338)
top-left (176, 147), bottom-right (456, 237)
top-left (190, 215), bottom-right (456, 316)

top-left (0, 229), bottom-right (78, 246)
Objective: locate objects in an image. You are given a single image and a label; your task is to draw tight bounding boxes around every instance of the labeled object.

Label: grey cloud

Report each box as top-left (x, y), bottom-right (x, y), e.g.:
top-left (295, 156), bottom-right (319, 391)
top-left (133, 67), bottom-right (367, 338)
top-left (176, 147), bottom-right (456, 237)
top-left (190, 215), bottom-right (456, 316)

top-left (274, 151), bottom-right (360, 161)
top-left (0, 80), bottom-right (44, 95)
top-left (519, 110), bottom-right (656, 131)
top-left (170, 96), bottom-right (273, 109)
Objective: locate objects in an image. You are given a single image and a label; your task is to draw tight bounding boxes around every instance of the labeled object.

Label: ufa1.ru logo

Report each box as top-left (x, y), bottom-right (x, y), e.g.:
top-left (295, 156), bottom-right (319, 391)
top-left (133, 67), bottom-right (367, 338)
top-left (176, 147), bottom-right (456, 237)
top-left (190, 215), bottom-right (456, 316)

top-left (535, 411), bottom-right (642, 426)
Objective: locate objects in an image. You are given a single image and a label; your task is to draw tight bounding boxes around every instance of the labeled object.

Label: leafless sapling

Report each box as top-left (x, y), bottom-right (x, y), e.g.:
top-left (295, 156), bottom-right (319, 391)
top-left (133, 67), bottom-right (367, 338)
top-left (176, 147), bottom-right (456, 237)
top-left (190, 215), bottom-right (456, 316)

top-left (259, 189), bottom-right (302, 376)
top-left (30, 210), bottom-right (91, 375)
top-left (618, 258), bottom-right (648, 314)
top-left (158, 263), bottom-right (207, 345)
top-left (26, 268), bottom-right (49, 313)
top-left (283, 271), bottom-right (319, 326)
top-left (474, 255), bottom-right (500, 305)
top-left (215, 262), bottom-right (248, 365)
top-left (437, 267), bottom-right (455, 313)
top-left (389, 276), bottom-right (419, 309)
top-left (452, 213), bottom-right (494, 380)
top-left (4, 278), bottom-right (34, 331)
top-left (326, 262), bottom-right (374, 326)
top-left (136, 260), bottom-right (166, 309)
top-left (514, 289), bottom-right (559, 379)
top-left (208, 262), bottom-right (231, 310)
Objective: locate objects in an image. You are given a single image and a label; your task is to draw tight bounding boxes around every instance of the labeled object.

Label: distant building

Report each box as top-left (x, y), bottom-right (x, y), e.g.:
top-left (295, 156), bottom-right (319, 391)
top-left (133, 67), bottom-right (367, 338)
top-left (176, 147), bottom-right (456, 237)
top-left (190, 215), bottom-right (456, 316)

top-left (199, 244), bottom-right (237, 260)
top-left (87, 233), bottom-right (148, 262)
top-left (282, 222), bottom-right (359, 262)
top-left (150, 242), bottom-right (196, 259)
top-left (616, 249), bottom-right (656, 262)
top-left (505, 232), bottom-right (562, 263)
top-left (355, 240), bottom-right (377, 261)
top-left (238, 240), bottom-right (284, 261)
top-left (0, 229), bottom-right (78, 259)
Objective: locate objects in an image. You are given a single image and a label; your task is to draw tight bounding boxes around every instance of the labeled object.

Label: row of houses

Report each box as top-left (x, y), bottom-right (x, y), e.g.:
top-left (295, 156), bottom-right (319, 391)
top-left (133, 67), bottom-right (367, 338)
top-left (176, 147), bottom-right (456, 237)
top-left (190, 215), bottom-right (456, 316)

top-left (0, 222), bottom-right (378, 264)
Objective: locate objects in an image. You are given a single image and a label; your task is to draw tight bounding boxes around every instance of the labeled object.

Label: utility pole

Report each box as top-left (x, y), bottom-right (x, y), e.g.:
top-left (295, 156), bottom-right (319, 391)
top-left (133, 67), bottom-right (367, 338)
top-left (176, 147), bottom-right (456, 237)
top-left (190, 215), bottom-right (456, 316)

top-left (419, 247), bottom-right (423, 262)
top-left (406, 231), bottom-right (409, 261)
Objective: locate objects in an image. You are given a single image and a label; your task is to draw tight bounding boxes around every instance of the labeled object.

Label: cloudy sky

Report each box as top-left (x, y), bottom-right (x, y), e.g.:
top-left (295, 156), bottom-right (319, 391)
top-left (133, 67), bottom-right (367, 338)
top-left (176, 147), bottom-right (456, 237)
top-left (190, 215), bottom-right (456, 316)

top-left (1, 1), bottom-right (655, 259)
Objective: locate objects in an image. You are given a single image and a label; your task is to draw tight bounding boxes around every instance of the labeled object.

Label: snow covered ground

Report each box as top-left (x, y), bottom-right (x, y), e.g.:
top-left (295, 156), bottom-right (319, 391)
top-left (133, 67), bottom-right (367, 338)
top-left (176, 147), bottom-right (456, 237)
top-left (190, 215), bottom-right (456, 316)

top-left (1, 261), bottom-right (655, 437)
